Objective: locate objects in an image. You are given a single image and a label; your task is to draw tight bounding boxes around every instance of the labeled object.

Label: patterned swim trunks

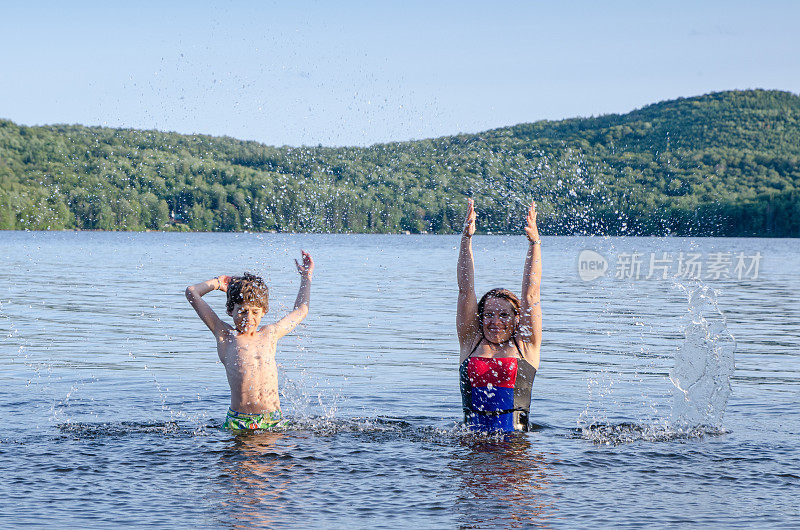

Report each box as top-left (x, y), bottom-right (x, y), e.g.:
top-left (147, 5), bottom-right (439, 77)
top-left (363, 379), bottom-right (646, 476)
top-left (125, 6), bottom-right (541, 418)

top-left (222, 408), bottom-right (289, 431)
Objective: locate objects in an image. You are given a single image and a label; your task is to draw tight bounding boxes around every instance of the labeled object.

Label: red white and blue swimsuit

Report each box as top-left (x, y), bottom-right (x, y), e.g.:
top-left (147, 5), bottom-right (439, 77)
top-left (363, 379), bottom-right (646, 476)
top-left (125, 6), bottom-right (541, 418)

top-left (459, 338), bottom-right (536, 432)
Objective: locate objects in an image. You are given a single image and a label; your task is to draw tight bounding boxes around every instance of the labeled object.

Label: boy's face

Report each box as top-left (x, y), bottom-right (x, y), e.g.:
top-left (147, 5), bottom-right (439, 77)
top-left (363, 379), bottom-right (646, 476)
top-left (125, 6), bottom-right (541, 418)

top-left (230, 302), bottom-right (265, 333)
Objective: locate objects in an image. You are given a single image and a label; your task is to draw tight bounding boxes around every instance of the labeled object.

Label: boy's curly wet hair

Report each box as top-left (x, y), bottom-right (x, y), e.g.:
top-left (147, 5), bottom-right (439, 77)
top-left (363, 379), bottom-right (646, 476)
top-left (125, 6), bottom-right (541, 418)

top-left (226, 272), bottom-right (269, 314)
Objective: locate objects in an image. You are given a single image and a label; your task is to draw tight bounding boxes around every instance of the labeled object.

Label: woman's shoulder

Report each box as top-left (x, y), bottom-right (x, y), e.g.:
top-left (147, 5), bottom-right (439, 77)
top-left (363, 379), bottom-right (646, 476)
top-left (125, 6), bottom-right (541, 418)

top-left (516, 339), bottom-right (540, 370)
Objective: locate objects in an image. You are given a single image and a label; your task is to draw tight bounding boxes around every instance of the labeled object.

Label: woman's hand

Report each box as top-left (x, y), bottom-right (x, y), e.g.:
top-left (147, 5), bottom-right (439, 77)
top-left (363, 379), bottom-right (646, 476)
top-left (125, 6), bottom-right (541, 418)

top-left (217, 275), bottom-right (232, 292)
top-left (524, 201), bottom-right (540, 243)
top-left (295, 250), bottom-right (314, 279)
top-left (463, 198), bottom-right (476, 238)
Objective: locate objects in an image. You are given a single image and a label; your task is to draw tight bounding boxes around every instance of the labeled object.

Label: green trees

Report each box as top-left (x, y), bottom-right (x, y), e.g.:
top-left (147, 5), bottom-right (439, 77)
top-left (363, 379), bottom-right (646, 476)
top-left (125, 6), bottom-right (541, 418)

top-left (1, 89), bottom-right (799, 235)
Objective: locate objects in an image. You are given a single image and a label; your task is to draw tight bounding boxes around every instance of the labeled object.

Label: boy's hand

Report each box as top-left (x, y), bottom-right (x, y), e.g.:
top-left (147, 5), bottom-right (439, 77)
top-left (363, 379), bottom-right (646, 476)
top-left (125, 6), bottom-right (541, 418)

top-left (217, 275), bottom-right (232, 292)
top-left (295, 250), bottom-right (314, 279)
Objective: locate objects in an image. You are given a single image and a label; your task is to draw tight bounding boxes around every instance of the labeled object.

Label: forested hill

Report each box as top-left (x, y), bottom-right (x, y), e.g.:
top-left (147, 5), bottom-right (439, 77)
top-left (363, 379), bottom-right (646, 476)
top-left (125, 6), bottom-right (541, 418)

top-left (1, 89), bottom-right (799, 235)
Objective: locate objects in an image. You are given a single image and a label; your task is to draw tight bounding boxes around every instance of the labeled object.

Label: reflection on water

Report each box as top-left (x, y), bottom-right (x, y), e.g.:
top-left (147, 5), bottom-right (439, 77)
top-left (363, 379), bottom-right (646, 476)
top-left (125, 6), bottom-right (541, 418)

top-left (451, 435), bottom-right (558, 528)
top-left (216, 432), bottom-right (296, 529)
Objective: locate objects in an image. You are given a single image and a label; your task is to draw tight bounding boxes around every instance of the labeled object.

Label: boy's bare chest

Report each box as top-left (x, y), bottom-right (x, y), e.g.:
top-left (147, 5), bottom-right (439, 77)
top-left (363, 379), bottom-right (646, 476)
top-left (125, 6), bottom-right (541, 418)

top-left (218, 334), bottom-right (276, 369)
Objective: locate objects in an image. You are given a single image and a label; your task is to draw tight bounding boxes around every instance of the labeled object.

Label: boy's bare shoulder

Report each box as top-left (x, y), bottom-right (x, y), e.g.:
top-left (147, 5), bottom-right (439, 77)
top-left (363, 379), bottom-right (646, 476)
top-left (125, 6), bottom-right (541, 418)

top-left (214, 322), bottom-right (235, 339)
top-left (257, 323), bottom-right (280, 337)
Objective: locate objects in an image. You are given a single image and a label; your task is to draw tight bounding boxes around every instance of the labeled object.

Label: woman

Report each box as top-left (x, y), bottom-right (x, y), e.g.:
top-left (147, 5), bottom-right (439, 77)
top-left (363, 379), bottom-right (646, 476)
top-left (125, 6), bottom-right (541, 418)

top-left (457, 198), bottom-right (542, 432)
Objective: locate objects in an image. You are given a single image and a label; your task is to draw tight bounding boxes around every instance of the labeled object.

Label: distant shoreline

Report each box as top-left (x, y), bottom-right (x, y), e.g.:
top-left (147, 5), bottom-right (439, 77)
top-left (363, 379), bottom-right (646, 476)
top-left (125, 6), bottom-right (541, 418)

top-left (2, 89), bottom-right (799, 237)
top-left (2, 228), bottom-right (796, 238)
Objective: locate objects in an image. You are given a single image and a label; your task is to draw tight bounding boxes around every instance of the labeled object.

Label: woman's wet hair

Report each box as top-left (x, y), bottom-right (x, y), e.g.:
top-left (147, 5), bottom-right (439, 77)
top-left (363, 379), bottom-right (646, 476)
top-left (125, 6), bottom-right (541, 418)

top-left (226, 272), bottom-right (269, 314)
top-left (477, 288), bottom-right (521, 327)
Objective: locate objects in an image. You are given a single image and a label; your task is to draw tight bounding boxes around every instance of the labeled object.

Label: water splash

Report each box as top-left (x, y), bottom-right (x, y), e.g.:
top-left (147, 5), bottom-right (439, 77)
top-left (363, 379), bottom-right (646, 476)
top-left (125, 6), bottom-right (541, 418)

top-left (574, 422), bottom-right (726, 445)
top-left (577, 281), bottom-right (735, 444)
top-left (58, 420), bottom-right (191, 437)
top-left (54, 416), bottom-right (533, 444)
top-left (669, 283), bottom-right (735, 428)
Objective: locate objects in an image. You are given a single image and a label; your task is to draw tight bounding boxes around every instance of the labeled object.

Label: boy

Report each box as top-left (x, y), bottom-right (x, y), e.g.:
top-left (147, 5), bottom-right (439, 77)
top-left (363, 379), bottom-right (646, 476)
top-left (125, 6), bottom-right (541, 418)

top-left (185, 250), bottom-right (314, 431)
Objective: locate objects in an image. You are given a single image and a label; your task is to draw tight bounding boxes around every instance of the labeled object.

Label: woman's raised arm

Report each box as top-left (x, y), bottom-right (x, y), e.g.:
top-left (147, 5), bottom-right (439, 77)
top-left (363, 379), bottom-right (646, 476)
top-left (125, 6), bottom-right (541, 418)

top-left (519, 201), bottom-right (542, 368)
top-left (456, 198), bottom-right (479, 351)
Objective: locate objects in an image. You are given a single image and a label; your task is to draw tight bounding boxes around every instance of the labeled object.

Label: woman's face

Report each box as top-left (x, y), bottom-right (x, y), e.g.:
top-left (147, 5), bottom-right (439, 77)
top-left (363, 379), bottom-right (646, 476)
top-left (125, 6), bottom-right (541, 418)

top-left (481, 297), bottom-right (517, 344)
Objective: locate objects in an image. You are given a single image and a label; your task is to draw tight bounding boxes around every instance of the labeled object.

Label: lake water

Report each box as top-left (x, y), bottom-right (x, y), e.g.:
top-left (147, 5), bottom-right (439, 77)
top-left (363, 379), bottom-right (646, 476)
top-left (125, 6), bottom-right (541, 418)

top-left (1, 231), bottom-right (798, 527)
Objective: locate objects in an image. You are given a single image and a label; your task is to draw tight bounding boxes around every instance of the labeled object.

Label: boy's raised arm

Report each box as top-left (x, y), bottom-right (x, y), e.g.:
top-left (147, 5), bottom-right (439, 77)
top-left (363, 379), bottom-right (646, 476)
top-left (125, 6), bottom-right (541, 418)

top-left (273, 251), bottom-right (314, 339)
top-left (185, 276), bottom-right (231, 336)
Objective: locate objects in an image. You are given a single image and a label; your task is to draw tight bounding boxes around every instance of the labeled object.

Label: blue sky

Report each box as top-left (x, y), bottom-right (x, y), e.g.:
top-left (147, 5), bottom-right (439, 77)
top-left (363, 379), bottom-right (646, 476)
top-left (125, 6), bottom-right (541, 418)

top-left (1, 1), bottom-right (798, 146)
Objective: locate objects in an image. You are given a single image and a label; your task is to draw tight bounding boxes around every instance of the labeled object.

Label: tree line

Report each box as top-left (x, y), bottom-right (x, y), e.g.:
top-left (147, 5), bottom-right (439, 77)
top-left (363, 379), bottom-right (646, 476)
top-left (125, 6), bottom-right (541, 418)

top-left (1, 89), bottom-right (798, 236)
